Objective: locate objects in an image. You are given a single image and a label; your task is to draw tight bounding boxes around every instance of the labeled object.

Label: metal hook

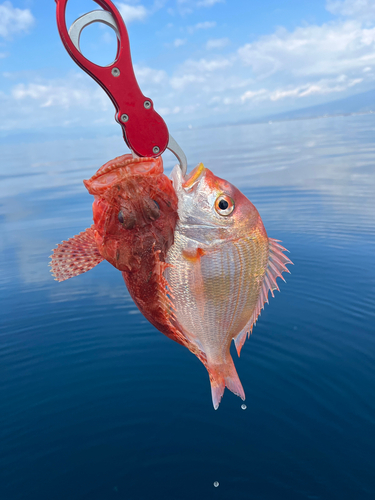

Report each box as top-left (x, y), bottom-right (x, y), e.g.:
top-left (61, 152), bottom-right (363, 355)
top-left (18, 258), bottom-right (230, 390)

top-left (167, 135), bottom-right (187, 177)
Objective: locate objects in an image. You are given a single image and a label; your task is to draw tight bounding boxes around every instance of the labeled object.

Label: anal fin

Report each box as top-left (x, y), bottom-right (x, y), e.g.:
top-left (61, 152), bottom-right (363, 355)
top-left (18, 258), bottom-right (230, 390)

top-left (50, 225), bottom-right (103, 282)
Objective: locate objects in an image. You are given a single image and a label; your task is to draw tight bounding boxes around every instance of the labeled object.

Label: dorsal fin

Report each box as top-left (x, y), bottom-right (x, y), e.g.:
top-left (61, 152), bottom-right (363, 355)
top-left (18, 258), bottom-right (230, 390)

top-left (234, 238), bottom-right (292, 356)
top-left (50, 225), bottom-right (104, 282)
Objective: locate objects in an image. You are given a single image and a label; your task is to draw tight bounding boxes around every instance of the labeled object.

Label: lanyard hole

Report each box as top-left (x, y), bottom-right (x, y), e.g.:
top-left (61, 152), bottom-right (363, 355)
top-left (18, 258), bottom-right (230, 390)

top-left (77, 19), bottom-right (118, 67)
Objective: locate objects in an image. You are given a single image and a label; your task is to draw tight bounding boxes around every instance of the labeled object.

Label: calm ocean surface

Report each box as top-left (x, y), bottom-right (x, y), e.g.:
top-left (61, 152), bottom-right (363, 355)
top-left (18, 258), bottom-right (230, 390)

top-left (1, 114), bottom-right (375, 500)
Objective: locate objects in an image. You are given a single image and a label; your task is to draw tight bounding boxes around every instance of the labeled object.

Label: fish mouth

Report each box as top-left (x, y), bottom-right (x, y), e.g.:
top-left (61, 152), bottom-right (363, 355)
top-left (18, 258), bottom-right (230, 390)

top-left (84, 154), bottom-right (162, 195)
top-left (182, 163), bottom-right (205, 190)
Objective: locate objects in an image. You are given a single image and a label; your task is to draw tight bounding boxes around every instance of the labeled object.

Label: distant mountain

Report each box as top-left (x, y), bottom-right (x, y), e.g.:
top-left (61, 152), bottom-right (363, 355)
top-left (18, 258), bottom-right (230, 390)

top-left (263, 89), bottom-right (375, 122)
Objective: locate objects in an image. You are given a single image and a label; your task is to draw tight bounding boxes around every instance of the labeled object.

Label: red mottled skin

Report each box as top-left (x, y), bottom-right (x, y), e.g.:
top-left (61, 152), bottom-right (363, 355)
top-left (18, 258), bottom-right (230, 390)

top-left (85, 154), bottom-right (188, 345)
top-left (51, 154), bottom-right (190, 346)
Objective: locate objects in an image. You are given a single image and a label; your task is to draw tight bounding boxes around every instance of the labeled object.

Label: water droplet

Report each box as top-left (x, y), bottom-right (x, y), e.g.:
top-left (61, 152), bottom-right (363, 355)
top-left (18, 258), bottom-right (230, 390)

top-left (241, 404), bottom-right (247, 410)
top-left (213, 481), bottom-right (219, 488)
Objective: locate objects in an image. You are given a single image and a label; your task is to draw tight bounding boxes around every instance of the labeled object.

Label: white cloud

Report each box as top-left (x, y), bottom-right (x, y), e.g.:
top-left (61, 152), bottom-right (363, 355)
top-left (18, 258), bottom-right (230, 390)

top-left (326, 0), bottom-right (375, 22)
top-left (240, 76), bottom-right (364, 103)
top-left (175, 0), bottom-right (194, 15)
top-left (173, 0), bottom-right (223, 14)
top-left (11, 78), bottom-right (108, 110)
top-left (185, 58), bottom-right (231, 71)
top-left (0, 1), bottom-right (34, 38)
top-left (116, 3), bottom-right (148, 23)
top-left (0, 64), bottom-right (168, 132)
top-left (187, 21), bottom-right (216, 34)
top-left (173, 38), bottom-right (187, 47)
top-left (170, 73), bottom-right (205, 89)
top-left (195, 20), bottom-right (216, 29)
top-left (133, 64), bottom-right (168, 85)
top-left (170, 57), bottom-right (232, 89)
top-left (238, 21), bottom-right (375, 78)
top-left (0, 73), bottom-right (112, 132)
top-left (164, 14), bottom-right (375, 119)
top-left (206, 37), bottom-right (229, 49)
top-left (162, 49), bottom-right (240, 97)
top-left (158, 105), bottom-right (181, 115)
top-left (2, 1), bottom-right (375, 132)
top-left (240, 89), bottom-right (268, 103)
top-left (197, 0), bottom-right (224, 7)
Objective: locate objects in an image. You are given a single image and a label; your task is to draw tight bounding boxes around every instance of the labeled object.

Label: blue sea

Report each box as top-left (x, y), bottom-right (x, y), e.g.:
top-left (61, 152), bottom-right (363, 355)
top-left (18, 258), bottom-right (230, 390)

top-left (1, 114), bottom-right (375, 499)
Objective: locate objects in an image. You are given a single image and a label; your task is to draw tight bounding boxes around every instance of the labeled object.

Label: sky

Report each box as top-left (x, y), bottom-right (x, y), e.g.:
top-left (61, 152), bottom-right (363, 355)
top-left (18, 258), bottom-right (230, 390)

top-left (0, 0), bottom-right (375, 140)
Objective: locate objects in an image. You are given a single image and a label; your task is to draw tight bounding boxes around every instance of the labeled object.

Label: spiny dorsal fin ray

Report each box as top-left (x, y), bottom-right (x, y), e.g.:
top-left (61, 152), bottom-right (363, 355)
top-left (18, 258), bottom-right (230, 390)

top-left (234, 238), bottom-right (292, 356)
top-left (49, 225), bottom-right (104, 282)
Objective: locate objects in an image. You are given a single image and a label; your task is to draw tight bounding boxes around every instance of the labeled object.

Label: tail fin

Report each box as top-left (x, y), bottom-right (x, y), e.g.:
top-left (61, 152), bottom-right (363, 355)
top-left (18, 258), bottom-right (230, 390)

top-left (208, 356), bottom-right (245, 410)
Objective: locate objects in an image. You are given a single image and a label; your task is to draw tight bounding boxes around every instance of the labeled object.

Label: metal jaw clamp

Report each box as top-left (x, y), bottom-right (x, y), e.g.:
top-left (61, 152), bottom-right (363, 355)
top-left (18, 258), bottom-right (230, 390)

top-left (56, 0), bottom-right (187, 176)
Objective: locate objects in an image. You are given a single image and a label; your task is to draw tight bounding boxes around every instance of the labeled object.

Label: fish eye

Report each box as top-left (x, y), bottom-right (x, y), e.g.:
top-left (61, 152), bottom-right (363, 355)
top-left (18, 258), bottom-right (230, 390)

top-left (215, 195), bottom-right (234, 216)
top-left (118, 208), bottom-right (137, 229)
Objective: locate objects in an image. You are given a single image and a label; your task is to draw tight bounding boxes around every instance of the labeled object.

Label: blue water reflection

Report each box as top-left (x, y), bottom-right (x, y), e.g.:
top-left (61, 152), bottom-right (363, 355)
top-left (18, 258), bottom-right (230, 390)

top-left (1, 114), bottom-right (375, 499)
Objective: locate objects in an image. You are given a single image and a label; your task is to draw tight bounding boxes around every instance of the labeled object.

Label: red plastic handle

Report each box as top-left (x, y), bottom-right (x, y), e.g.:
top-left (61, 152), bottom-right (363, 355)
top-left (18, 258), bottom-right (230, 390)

top-left (55, 0), bottom-right (169, 158)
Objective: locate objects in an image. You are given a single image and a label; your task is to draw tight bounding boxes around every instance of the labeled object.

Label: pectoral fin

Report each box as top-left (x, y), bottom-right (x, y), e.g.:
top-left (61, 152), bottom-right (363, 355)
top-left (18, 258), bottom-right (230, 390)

top-left (50, 225), bottom-right (103, 282)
